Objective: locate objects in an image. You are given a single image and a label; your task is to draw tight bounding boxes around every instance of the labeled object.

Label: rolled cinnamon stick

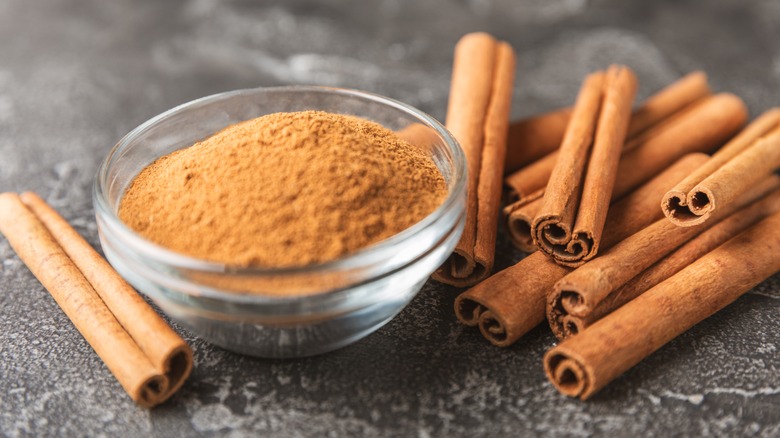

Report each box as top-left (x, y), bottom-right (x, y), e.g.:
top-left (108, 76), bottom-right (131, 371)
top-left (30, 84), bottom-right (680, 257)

top-left (0, 192), bottom-right (192, 408)
top-left (504, 71), bottom-right (711, 203)
top-left (431, 33), bottom-right (516, 287)
top-left (505, 93), bottom-right (747, 252)
top-left (628, 71), bottom-right (710, 136)
top-left (663, 109), bottom-right (780, 226)
top-left (531, 66), bottom-right (637, 266)
top-left (454, 153), bottom-right (707, 346)
top-left (545, 210), bottom-right (780, 399)
top-left (503, 189), bottom-right (546, 252)
top-left (609, 94), bottom-right (746, 198)
top-left (549, 175), bottom-right (780, 339)
top-left (561, 182), bottom-right (780, 338)
top-left (504, 152), bottom-right (558, 204)
top-left (504, 108), bottom-right (572, 174)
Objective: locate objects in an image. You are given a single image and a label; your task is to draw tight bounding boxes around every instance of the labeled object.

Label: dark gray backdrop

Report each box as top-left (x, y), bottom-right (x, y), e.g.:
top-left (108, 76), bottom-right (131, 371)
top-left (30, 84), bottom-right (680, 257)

top-left (1, 0), bottom-right (778, 436)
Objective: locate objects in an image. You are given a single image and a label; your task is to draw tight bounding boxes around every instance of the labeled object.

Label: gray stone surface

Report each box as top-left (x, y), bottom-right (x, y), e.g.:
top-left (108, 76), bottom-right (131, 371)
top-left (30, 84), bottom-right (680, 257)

top-left (1, 0), bottom-right (779, 436)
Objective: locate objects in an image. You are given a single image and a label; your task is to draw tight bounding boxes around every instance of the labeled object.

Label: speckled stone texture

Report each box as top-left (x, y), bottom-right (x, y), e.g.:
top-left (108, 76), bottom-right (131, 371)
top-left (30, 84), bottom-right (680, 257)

top-left (1, 0), bottom-right (779, 436)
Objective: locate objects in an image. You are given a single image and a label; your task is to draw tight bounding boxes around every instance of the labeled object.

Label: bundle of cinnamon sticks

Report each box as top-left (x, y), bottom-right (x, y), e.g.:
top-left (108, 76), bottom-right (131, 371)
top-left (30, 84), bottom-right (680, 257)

top-left (440, 32), bottom-right (780, 399)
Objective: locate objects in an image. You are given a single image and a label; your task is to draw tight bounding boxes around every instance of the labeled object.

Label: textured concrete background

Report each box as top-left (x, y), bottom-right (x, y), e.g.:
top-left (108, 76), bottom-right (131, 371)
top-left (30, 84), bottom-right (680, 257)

top-left (1, 0), bottom-right (779, 436)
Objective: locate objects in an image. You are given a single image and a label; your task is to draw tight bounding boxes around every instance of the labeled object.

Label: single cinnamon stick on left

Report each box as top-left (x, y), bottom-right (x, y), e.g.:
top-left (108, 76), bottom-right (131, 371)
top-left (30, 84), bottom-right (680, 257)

top-left (0, 192), bottom-right (192, 408)
top-left (431, 33), bottom-right (516, 287)
top-left (545, 210), bottom-right (780, 400)
top-left (531, 66), bottom-right (637, 266)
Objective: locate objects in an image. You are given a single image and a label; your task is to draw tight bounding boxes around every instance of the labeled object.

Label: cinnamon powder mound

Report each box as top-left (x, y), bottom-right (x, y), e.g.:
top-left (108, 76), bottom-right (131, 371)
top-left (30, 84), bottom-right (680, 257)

top-left (118, 111), bottom-right (447, 268)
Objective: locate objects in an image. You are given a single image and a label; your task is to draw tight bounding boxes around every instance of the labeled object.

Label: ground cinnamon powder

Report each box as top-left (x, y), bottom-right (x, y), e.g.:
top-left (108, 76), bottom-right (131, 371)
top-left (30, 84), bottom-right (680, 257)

top-left (118, 110), bottom-right (447, 268)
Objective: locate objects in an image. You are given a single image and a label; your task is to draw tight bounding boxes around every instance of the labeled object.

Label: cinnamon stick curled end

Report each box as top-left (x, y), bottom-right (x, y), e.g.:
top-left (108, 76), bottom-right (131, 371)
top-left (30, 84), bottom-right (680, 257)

top-left (436, 249), bottom-right (489, 288)
top-left (503, 195), bottom-right (542, 253)
top-left (477, 310), bottom-right (516, 347)
top-left (505, 215), bottom-right (537, 253)
top-left (453, 294), bottom-right (486, 327)
top-left (561, 315), bottom-right (585, 337)
top-left (452, 288), bottom-right (509, 340)
top-left (546, 282), bottom-right (592, 340)
top-left (544, 348), bottom-right (593, 399)
top-left (453, 293), bottom-right (516, 347)
top-left (136, 345), bottom-right (194, 408)
top-left (533, 216), bottom-right (595, 264)
top-left (662, 187), bottom-right (717, 227)
top-left (661, 108), bottom-right (780, 227)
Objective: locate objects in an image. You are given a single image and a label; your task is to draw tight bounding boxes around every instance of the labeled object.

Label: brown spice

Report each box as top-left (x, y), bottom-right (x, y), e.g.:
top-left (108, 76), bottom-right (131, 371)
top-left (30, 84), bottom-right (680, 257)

top-left (0, 192), bottom-right (192, 408)
top-left (662, 108), bottom-right (780, 226)
top-left (504, 71), bottom-right (711, 203)
top-left (556, 182), bottom-right (780, 339)
top-left (548, 175), bottom-right (780, 340)
top-left (119, 110), bottom-right (447, 267)
top-left (430, 32), bottom-right (516, 287)
top-left (453, 153), bottom-right (708, 346)
top-left (503, 93), bottom-right (747, 252)
top-left (544, 209), bottom-right (780, 399)
top-left (531, 66), bottom-right (637, 266)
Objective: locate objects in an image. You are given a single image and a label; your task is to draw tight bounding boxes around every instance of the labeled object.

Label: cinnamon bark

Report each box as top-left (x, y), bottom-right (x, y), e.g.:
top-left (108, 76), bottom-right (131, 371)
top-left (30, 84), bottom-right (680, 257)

top-left (545, 211), bottom-right (780, 399)
top-left (504, 71), bottom-right (711, 203)
top-left (663, 108), bottom-right (780, 226)
top-left (454, 153), bottom-right (707, 345)
top-left (505, 93), bottom-right (747, 252)
top-left (504, 152), bottom-right (558, 204)
top-left (561, 183), bottom-right (780, 337)
top-left (504, 108), bottom-right (572, 173)
top-left (628, 71), bottom-right (709, 136)
top-left (531, 66), bottom-right (637, 266)
top-left (503, 189), bottom-right (545, 252)
top-left (548, 175), bottom-right (780, 339)
top-left (432, 33), bottom-right (516, 287)
top-left (0, 192), bottom-right (192, 408)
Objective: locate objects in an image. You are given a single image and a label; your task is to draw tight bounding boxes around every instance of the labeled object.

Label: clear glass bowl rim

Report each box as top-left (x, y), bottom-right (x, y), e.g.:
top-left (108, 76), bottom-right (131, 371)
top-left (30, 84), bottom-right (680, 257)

top-left (93, 85), bottom-right (466, 301)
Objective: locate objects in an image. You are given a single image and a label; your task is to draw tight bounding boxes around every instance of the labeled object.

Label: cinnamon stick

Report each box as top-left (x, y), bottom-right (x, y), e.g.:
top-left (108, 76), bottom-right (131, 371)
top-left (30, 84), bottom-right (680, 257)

top-left (628, 71), bottom-right (710, 136)
top-left (548, 175), bottom-right (780, 339)
top-left (454, 153), bottom-right (707, 346)
top-left (504, 152), bottom-right (558, 204)
top-left (663, 108), bottom-right (780, 226)
top-left (431, 33), bottom-right (516, 287)
top-left (544, 210), bottom-right (780, 400)
top-left (505, 71), bottom-right (711, 203)
top-left (531, 66), bottom-right (637, 266)
top-left (505, 93), bottom-right (747, 251)
top-left (503, 188), bottom-right (546, 252)
top-left (561, 183), bottom-right (780, 338)
top-left (504, 107), bottom-right (572, 173)
top-left (0, 192), bottom-right (193, 408)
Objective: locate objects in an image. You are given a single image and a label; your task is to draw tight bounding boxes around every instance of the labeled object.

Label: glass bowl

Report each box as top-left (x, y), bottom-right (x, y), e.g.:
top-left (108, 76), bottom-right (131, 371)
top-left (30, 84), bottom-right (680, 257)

top-left (94, 86), bottom-right (466, 358)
